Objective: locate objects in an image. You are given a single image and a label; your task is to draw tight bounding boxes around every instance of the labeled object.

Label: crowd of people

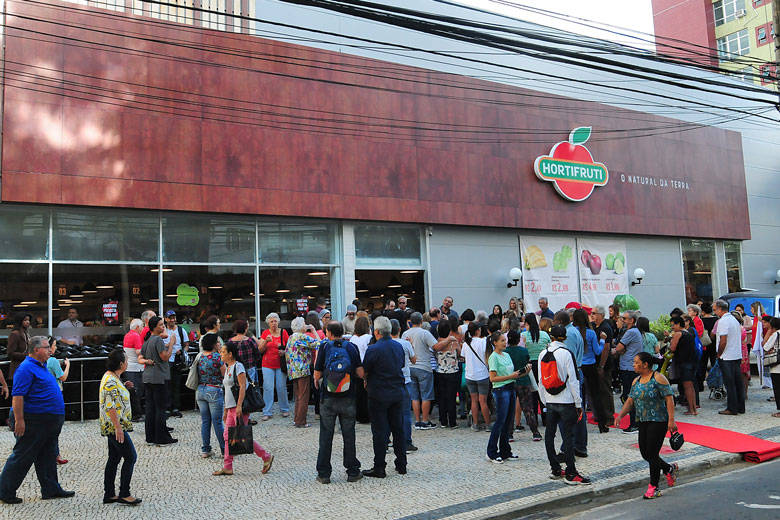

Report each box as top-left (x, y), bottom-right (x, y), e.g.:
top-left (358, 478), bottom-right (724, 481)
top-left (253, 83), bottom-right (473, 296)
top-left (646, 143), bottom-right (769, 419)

top-left (1, 294), bottom-right (778, 504)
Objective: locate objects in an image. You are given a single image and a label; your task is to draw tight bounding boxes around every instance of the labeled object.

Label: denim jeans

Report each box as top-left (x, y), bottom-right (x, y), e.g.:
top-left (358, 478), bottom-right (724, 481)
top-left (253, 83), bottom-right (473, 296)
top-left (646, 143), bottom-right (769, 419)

top-left (317, 396), bottom-right (360, 478)
top-left (261, 367), bottom-right (290, 416)
top-left (104, 432), bottom-right (137, 499)
top-left (720, 359), bottom-right (746, 414)
top-left (545, 403), bottom-right (578, 476)
top-left (196, 385), bottom-right (225, 455)
top-left (368, 398), bottom-right (406, 471)
top-left (0, 413), bottom-right (66, 499)
top-left (246, 366), bottom-right (258, 385)
top-left (487, 384), bottom-right (515, 460)
top-left (404, 383), bottom-right (414, 445)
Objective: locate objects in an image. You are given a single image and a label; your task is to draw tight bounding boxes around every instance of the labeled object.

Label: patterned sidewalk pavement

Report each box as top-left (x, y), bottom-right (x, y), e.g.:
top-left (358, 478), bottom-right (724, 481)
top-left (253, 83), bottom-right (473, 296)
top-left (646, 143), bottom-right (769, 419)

top-left (0, 381), bottom-right (778, 520)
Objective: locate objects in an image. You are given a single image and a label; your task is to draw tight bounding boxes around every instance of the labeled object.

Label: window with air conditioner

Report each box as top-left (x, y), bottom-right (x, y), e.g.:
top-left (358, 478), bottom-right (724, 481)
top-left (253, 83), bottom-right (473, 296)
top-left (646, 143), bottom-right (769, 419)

top-left (714, 0), bottom-right (747, 26)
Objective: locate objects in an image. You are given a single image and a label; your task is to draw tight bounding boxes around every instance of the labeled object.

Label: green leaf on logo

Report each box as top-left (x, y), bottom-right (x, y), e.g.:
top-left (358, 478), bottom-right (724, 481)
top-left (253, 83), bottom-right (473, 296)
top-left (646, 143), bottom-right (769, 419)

top-left (569, 127), bottom-right (592, 146)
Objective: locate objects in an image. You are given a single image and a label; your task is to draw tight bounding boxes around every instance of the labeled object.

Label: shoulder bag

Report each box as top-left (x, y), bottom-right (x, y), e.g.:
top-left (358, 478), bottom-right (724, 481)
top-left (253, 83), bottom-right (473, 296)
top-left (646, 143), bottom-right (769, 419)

top-left (231, 364), bottom-right (265, 413)
top-left (700, 326), bottom-right (712, 347)
top-left (185, 352), bottom-right (202, 390)
top-left (762, 332), bottom-right (780, 369)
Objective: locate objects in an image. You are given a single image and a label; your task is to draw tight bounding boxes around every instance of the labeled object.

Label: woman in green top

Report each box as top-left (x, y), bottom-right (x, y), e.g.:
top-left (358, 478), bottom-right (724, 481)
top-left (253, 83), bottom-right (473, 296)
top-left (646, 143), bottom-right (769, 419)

top-left (506, 331), bottom-right (541, 441)
top-left (486, 332), bottom-right (527, 463)
top-left (616, 352), bottom-right (678, 500)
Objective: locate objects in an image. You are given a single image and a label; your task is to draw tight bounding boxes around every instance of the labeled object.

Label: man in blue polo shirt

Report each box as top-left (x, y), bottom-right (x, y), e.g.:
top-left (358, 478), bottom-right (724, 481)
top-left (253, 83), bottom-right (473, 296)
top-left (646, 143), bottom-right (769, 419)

top-left (362, 316), bottom-right (407, 478)
top-left (0, 336), bottom-right (74, 504)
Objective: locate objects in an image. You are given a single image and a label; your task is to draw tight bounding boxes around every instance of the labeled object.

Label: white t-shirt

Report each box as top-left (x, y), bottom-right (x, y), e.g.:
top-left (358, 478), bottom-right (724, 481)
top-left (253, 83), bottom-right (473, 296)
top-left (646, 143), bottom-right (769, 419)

top-left (463, 337), bottom-right (489, 381)
top-left (402, 327), bottom-right (437, 372)
top-left (716, 313), bottom-right (742, 361)
top-left (763, 331), bottom-right (780, 375)
top-left (167, 326), bottom-right (186, 363)
top-left (350, 334), bottom-right (372, 362)
top-left (223, 362), bottom-right (247, 409)
top-left (395, 337), bottom-right (416, 383)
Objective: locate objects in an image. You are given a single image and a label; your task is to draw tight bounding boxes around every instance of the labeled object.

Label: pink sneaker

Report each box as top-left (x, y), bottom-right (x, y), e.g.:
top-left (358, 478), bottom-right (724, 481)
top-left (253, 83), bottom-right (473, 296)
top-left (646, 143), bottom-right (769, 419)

top-left (665, 462), bottom-right (678, 487)
top-left (643, 484), bottom-right (661, 499)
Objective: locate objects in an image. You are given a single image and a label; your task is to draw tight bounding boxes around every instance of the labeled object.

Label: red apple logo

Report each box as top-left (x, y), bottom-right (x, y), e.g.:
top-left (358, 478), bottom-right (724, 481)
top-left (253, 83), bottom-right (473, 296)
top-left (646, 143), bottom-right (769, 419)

top-left (534, 127), bottom-right (609, 202)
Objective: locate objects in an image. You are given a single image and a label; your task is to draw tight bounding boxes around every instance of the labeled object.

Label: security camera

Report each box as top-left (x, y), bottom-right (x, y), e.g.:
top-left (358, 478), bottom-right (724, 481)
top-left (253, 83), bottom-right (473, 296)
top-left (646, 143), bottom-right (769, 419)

top-left (426, 226), bottom-right (433, 237)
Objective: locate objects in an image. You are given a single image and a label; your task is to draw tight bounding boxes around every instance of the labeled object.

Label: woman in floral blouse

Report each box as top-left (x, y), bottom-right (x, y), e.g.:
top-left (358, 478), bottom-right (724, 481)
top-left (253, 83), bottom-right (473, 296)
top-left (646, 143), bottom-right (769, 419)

top-left (99, 348), bottom-right (141, 506)
top-left (286, 317), bottom-right (320, 428)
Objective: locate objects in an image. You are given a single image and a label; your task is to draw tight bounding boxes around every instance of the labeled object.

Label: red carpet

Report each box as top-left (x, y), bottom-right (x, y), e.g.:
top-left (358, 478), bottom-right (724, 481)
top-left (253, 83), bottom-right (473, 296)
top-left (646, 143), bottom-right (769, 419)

top-left (586, 413), bottom-right (780, 463)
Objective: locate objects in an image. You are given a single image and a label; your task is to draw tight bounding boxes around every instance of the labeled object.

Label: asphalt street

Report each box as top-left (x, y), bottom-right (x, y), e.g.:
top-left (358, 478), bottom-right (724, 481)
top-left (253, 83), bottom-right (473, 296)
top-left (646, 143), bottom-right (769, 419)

top-left (563, 458), bottom-right (780, 520)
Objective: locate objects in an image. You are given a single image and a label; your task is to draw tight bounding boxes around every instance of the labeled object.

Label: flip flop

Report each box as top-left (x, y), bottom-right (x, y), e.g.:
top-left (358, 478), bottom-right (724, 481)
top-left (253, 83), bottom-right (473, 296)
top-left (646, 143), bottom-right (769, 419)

top-left (262, 455), bottom-right (274, 474)
top-left (212, 468), bottom-right (233, 476)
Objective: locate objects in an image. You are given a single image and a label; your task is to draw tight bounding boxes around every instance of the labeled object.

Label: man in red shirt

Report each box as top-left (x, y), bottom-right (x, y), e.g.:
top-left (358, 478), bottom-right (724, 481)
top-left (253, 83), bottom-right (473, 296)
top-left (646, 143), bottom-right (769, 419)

top-left (123, 319), bottom-right (145, 421)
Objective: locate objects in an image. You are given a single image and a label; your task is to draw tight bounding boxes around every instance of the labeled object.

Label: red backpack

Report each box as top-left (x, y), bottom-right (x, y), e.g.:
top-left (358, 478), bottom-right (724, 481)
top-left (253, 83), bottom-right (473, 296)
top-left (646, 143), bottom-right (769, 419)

top-left (540, 346), bottom-right (575, 395)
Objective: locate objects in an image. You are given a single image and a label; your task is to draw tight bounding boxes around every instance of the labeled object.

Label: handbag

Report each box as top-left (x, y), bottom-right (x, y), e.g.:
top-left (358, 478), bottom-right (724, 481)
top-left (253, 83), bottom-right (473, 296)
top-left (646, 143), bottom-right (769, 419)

top-left (762, 332), bottom-right (780, 369)
top-left (231, 364), bottom-right (265, 413)
top-left (669, 431), bottom-right (684, 451)
top-left (700, 328), bottom-right (712, 347)
top-left (185, 352), bottom-right (202, 390)
top-left (227, 422), bottom-right (254, 455)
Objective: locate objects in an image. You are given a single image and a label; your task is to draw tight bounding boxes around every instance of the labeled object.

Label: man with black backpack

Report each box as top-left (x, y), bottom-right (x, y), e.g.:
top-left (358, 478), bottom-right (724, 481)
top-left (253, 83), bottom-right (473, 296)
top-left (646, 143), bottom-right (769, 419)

top-left (313, 321), bottom-right (364, 484)
top-left (164, 311), bottom-right (189, 419)
top-left (538, 326), bottom-right (592, 485)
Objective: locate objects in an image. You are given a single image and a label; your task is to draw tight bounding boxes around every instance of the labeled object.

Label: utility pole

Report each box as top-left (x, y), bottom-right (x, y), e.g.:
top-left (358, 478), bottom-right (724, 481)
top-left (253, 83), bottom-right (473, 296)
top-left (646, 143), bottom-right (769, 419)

top-left (774, 0), bottom-right (780, 91)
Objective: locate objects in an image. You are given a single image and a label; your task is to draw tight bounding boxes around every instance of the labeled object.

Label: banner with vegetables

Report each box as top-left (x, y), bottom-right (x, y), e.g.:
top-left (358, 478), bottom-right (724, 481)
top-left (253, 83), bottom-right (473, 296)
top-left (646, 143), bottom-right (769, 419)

top-left (577, 238), bottom-right (629, 308)
top-left (520, 236), bottom-right (579, 313)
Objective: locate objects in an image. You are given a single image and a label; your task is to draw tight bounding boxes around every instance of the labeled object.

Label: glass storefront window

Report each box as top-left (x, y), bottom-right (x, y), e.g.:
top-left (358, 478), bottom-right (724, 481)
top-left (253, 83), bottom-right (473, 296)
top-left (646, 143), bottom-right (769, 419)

top-left (162, 215), bottom-right (255, 263)
top-left (354, 269), bottom-right (425, 315)
top-left (725, 241), bottom-right (743, 293)
top-left (52, 264), bottom-right (159, 346)
top-left (0, 264), bottom-right (50, 341)
top-left (355, 225), bottom-right (421, 266)
top-left (161, 265), bottom-right (256, 331)
top-left (52, 209), bottom-right (159, 262)
top-left (0, 206), bottom-right (49, 260)
top-left (258, 268), bottom-right (331, 324)
top-left (682, 239), bottom-right (716, 305)
top-left (258, 222), bottom-right (334, 264)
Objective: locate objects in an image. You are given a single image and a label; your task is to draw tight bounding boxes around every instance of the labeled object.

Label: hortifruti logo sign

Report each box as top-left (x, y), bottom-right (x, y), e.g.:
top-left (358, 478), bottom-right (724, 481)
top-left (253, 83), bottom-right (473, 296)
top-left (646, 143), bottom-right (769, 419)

top-left (534, 127), bottom-right (609, 202)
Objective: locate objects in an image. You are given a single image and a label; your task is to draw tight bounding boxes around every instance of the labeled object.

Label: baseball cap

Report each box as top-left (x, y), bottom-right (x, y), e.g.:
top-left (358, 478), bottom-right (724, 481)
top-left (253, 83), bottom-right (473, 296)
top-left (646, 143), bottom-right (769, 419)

top-left (165, 310), bottom-right (176, 317)
top-left (346, 304), bottom-right (357, 313)
top-left (550, 325), bottom-right (568, 339)
top-left (565, 301), bottom-right (582, 310)
top-left (319, 309), bottom-right (331, 319)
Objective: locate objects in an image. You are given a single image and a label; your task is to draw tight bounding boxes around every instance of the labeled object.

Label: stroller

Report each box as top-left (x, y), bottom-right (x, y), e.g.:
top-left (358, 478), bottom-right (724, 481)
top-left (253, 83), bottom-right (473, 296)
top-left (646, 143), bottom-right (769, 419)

top-left (706, 360), bottom-right (726, 400)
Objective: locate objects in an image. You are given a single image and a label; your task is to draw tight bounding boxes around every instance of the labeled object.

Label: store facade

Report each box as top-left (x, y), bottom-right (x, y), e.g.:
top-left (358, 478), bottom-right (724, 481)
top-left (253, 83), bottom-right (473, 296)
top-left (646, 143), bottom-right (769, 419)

top-left (0, 0), bottom-right (778, 349)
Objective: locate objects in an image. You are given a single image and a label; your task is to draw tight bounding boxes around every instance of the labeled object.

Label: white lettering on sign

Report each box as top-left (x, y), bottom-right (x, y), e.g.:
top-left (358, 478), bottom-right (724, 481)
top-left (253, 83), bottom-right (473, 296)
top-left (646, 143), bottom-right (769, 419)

top-left (620, 174), bottom-right (690, 190)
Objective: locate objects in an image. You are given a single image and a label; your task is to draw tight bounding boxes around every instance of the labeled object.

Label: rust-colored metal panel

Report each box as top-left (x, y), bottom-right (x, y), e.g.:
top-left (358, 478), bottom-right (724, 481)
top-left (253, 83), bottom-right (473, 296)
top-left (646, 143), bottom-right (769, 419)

top-left (0, 0), bottom-right (750, 240)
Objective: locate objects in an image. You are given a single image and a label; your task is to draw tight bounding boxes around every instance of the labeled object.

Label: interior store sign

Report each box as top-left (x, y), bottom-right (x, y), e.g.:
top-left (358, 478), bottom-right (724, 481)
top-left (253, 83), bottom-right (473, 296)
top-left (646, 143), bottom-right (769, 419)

top-left (534, 127), bottom-right (609, 202)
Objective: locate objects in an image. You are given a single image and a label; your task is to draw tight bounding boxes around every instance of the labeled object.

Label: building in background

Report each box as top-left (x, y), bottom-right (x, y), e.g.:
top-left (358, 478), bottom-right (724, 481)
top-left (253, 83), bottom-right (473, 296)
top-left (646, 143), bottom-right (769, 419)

top-left (652, 0), bottom-right (777, 89)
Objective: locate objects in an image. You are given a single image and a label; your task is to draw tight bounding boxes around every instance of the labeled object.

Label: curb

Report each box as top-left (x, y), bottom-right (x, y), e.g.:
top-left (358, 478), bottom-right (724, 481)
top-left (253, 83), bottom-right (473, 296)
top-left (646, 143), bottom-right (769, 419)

top-left (478, 453), bottom-right (744, 520)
